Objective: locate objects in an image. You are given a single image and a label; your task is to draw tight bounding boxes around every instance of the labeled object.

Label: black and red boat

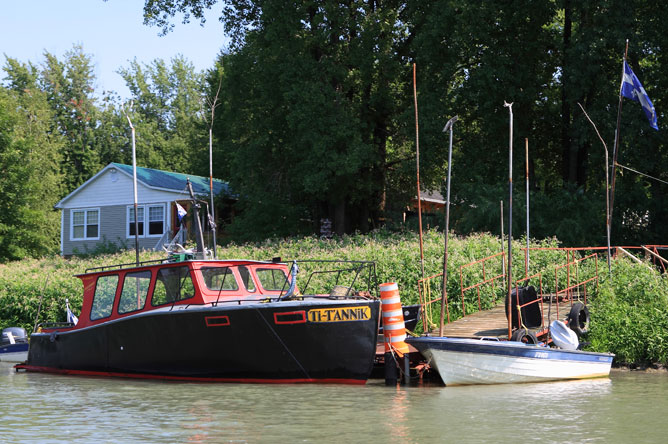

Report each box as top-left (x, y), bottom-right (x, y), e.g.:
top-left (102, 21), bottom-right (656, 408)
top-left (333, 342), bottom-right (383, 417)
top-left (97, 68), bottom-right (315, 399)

top-left (18, 182), bottom-right (381, 384)
top-left (19, 257), bottom-right (380, 384)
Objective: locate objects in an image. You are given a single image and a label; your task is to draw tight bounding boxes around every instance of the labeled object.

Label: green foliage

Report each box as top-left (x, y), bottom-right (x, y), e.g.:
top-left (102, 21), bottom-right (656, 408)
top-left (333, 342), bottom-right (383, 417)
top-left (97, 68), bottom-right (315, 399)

top-left (2, 231), bottom-right (668, 366)
top-left (0, 88), bottom-right (63, 261)
top-left (588, 259), bottom-right (668, 365)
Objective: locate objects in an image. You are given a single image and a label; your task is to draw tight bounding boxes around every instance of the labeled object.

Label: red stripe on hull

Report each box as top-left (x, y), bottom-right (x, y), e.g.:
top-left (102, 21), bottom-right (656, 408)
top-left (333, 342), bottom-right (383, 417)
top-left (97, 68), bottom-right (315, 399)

top-left (14, 364), bottom-right (367, 385)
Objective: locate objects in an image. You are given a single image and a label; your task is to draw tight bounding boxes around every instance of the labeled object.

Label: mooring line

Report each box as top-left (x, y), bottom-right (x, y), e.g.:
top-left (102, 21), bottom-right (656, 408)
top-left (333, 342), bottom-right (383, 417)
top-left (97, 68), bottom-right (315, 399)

top-left (254, 307), bottom-right (311, 380)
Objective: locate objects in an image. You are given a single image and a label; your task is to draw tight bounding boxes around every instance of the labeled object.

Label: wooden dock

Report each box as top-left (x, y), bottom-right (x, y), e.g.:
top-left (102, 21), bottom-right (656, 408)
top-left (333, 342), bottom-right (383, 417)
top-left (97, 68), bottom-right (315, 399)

top-left (437, 304), bottom-right (510, 338)
top-left (433, 302), bottom-right (561, 338)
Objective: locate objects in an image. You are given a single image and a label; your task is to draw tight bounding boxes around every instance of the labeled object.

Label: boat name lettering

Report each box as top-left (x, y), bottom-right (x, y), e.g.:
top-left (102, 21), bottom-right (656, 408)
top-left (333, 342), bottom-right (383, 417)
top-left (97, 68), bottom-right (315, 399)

top-left (534, 352), bottom-right (549, 358)
top-left (307, 306), bottom-right (371, 323)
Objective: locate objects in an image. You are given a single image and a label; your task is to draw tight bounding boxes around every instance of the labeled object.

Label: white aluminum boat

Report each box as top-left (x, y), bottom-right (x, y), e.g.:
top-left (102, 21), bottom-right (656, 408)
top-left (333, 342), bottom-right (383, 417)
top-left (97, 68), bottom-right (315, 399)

top-left (407, 336), bottom-right (613, 386)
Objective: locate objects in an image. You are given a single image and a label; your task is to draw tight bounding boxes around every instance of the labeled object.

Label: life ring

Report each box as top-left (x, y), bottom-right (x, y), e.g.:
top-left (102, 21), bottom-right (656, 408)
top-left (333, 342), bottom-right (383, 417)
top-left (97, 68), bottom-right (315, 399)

top-left (510, 329), bottom-right (538, 345)
top-left (567, 302), bottom-right (590, 337)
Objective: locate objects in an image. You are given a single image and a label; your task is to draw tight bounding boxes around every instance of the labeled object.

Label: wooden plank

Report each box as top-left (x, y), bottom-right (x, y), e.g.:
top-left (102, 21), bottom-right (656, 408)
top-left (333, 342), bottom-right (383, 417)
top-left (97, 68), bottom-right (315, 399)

top-left (433, 302), bottom-right (563, 339)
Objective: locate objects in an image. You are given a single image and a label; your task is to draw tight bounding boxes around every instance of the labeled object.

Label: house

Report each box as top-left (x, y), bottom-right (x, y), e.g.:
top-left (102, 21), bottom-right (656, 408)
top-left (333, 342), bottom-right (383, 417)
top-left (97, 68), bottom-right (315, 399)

top-left (55, 163), bottom-right (229, 256)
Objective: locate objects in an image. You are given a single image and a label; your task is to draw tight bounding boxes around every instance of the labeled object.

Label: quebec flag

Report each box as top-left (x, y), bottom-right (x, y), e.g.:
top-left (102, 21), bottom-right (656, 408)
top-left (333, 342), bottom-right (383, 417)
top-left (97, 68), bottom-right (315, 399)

top-left (176, 202), bottom-right (187, 223)
top-left (66, 299), bottom-right (78, 325)
top-left (621, 61), bottom-right (658, 130)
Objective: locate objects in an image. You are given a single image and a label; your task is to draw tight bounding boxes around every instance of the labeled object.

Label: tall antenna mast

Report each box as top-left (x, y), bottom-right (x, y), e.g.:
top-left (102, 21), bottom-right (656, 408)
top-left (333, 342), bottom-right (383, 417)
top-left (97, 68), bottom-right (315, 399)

top-left (123, 102), bottom-right (140, 266)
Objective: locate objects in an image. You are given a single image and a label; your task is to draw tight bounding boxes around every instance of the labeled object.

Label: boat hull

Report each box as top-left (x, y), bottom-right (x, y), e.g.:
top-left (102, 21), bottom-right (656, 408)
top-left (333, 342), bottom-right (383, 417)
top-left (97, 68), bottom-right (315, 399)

top-left (407, 336), bottom-right (613, 386)
top-left (20, 299), bottom-right (380, 384)
top-left (0, 342), bottom-right (29, 363)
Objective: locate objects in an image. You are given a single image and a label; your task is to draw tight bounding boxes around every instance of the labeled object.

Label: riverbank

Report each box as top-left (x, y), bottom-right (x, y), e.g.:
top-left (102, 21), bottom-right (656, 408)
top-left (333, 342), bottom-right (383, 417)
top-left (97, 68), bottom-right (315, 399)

top-left (1, 229), bottom-right (666, 366)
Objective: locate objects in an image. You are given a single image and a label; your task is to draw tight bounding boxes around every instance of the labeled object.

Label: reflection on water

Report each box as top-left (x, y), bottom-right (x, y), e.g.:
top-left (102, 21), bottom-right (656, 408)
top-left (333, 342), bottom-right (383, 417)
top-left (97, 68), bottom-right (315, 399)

top-left (2, 364), bottom-right (668, 443)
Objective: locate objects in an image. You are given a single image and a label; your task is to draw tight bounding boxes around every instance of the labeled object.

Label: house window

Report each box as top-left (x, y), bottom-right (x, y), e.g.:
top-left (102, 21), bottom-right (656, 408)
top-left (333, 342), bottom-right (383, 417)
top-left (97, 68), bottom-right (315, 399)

top-left (127, 204), bottom-right (165, 238)
top-left (128, 207), bottom-right (144, 237)
top-left (71, 209), bottom-right (99, 240)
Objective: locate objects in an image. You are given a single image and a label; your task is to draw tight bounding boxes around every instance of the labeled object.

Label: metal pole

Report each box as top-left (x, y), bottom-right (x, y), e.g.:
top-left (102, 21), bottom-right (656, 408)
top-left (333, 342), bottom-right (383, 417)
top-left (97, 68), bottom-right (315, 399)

top-left (504, 101), bottom-right (514, 339)
top-left (500, 200), bottom-right (505, 290)
top-left (439, 115), bottom-right (458, 336)
top-left (525, 138), bottom-right (530, 277)
top-left (609, 40), bottom-right (630, 249)
top-left (413, 63), bottom-right (425, 279)
top-left (124, 104), bottom-right (140, 266)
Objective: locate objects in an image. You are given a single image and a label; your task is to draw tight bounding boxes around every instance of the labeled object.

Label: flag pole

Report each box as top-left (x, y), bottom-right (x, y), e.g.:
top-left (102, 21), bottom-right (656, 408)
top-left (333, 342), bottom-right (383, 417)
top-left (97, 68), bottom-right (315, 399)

top-left (609, 39), bottom-right (629, 246)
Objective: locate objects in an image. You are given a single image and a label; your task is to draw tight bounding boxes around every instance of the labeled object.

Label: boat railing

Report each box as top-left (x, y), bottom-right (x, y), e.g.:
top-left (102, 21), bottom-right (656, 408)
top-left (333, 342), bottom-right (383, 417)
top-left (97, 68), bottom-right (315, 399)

top-left (286, 260), bottom-right (379, 300)
top-left (37, 321), bottom-right (75, 331)
top-left (85, 258), bottom-right (168, 274)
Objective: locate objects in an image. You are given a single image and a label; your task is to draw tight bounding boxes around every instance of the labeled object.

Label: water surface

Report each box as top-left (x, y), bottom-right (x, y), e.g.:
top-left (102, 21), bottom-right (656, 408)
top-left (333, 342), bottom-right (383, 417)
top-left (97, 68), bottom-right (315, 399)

top-left (2, 364), bottom-right (667, 443)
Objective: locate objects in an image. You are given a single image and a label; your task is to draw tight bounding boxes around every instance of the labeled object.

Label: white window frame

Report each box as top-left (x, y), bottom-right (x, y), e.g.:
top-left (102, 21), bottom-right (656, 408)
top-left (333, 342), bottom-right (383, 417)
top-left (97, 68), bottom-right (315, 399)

top-left (70, 208), bottom-right (100, 241)
top-left (126, 204), bottom-right (166, 239)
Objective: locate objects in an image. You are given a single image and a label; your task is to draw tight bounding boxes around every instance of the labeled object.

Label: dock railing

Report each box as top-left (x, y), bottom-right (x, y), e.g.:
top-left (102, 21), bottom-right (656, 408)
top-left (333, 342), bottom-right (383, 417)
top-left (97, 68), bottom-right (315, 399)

top-left (417, 251), bottom-right (506, 332)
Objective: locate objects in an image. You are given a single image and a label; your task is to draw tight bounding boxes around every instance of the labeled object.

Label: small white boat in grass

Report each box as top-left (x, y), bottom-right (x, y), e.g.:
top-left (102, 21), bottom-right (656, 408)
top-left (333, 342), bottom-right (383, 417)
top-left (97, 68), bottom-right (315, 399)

top-left (406, 336), bottom-right (613, 386)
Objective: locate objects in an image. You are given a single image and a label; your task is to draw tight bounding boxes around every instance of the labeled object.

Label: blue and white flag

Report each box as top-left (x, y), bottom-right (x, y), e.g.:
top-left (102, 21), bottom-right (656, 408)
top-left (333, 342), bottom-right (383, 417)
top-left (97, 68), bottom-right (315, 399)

top-left (621, 61), bottom-right (658, 130)
top-left (66, 299), bottom-right (78, 325)
top-left (176, 202), bottom-right (187, 223)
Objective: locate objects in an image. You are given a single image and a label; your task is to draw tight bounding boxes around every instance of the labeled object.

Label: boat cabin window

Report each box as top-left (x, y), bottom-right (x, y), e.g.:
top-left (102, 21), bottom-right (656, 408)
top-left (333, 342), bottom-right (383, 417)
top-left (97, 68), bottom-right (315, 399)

top-left (200, 267), bottom-right (238, 291)
top-left (118, 271), bottom-right (151, 314)
top-left (91, 275), bottom-right (119, 320)
top-left (151, 266), bottom-right (195, 306)
top-left (238, 266), bottom-right (256, 292)
top-left (256, 268), bottom-right (288, 291)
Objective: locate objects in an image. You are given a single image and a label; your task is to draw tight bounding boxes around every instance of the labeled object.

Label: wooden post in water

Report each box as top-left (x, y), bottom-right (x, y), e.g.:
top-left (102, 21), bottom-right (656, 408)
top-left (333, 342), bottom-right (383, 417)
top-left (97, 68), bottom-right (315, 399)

top-left (525, 138), bottom-right (530, 277)
top-left (413, 63), bottom-right (425, 280)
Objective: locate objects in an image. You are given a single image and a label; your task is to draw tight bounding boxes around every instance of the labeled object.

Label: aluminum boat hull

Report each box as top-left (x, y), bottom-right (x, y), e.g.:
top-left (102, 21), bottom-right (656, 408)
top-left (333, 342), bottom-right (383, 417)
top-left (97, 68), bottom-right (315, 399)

top-left (407, 336), bottom-right (613, 386)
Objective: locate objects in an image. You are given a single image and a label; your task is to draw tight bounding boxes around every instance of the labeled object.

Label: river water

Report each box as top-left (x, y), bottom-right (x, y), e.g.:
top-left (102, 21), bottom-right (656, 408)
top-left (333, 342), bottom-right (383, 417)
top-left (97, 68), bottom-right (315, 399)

top-left (2, 363), bottom-right (667, 443)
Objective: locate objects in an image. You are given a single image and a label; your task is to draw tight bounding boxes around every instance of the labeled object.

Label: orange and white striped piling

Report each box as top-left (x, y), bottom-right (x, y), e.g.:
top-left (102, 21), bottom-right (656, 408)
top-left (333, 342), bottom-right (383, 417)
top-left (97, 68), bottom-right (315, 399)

top-left (380, 282), bottom-right (409, 355)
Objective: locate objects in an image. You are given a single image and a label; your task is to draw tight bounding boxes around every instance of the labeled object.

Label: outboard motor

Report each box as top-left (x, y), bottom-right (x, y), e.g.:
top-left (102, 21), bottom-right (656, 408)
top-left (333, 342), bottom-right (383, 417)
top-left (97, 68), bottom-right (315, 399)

top-left (1, 327), bottom-right (28, 345)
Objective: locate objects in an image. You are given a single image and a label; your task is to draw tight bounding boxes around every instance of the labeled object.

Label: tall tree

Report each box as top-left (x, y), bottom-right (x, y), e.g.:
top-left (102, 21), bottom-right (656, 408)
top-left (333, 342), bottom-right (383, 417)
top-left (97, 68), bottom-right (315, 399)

top-left (117, 55), bottom-right (207, 172)
top-left (0, 87), bottom-right (63, 261)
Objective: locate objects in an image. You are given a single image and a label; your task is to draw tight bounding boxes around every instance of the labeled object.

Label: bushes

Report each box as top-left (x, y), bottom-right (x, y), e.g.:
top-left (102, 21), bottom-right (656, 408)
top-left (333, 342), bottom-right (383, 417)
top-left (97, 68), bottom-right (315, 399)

top-left (587, 259), bottom-right (668, 365)
top-left (2, 231), bottom-right (667, 367)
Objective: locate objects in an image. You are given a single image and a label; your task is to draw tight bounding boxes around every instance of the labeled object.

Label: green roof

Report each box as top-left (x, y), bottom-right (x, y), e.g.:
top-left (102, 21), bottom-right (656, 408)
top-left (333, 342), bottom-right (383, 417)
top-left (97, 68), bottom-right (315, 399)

top-left (112, 163), bottom-right (229, 196)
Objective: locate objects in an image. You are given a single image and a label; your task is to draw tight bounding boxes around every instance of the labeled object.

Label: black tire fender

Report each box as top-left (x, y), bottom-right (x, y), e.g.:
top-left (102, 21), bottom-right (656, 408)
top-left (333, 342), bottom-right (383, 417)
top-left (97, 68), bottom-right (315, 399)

top-left (510, 329), bottom-right (538, 345)
top-left (568, 302), bottom-right (590, 337)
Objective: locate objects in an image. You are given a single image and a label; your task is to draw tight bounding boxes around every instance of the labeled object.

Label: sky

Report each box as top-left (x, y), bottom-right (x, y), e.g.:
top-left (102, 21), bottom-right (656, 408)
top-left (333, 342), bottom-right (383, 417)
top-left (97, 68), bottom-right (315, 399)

top-left (0, 0), bottom-right (228, 98)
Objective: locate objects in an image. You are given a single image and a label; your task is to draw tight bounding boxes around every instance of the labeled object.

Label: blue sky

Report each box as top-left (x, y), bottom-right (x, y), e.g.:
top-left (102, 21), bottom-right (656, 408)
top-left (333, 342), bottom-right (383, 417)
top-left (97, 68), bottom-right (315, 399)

top-left (0, 0), bottom-right (227, 98)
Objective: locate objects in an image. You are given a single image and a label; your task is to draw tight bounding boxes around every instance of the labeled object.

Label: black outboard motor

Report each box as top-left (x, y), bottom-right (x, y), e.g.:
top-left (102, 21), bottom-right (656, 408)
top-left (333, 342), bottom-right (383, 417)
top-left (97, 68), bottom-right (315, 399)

top-left (1, 327), bottom-right (28, 345)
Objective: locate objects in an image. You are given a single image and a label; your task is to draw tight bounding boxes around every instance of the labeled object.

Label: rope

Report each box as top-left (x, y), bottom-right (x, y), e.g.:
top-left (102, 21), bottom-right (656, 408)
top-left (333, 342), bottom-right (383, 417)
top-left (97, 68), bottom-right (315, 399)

top-left (616, 162), bottom-right (668, 185)
top-left (254, 307), bottom-right (311, 379)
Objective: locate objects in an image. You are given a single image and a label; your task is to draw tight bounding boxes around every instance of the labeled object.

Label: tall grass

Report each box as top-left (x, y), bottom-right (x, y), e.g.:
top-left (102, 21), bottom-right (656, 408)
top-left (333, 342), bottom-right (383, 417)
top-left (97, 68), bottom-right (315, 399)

top-left (1, 230), bottom-right (666, 365)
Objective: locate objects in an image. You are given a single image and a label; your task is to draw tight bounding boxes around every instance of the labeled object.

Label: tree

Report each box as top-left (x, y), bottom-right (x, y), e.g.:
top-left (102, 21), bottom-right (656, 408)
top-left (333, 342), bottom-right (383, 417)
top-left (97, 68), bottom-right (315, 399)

top-left (117, 55), bottom-right (208, 172)
top-left (0, 87), bottom-right (63, 261)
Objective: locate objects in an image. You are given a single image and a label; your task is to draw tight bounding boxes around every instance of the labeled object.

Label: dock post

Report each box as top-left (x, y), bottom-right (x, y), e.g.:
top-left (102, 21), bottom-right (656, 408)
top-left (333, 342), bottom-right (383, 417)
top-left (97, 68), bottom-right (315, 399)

top-left (403, 355), bottom-right (410, 385)
top-left (384, 351), bottom-right (397, 386)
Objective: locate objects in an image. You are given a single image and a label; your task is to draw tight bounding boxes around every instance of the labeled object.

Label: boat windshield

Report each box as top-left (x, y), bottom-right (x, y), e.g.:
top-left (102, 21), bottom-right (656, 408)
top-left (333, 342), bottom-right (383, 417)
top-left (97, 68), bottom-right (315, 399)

top-left (200, 267), bottom-right (239, 291)
top-left (151, 266), bottom-right (195, 306)
top-left (256, 268), bottom-right (288, 291)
